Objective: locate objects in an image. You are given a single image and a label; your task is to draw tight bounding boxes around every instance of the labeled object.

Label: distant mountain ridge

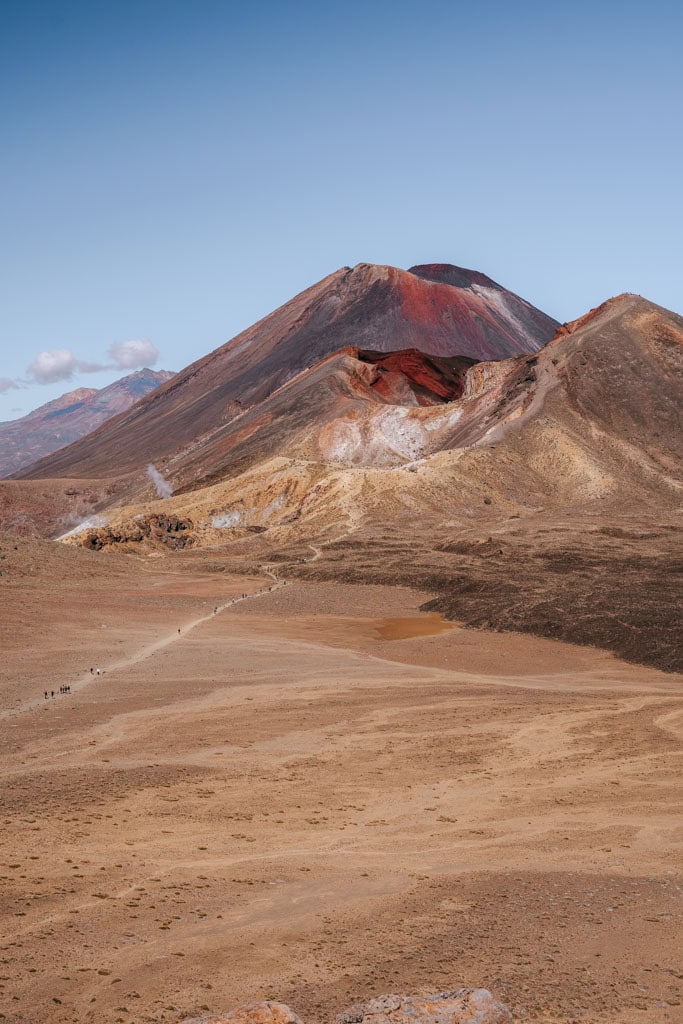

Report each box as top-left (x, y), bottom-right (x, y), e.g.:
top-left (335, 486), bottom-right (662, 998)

top-left (15, 262), bottom-right (558, 479)
top-left (0, 368), bottom-right (174, 477)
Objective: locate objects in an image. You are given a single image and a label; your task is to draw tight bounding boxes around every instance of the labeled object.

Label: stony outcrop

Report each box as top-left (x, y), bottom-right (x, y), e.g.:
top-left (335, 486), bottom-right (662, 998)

top-left (181, 1004), bottom-right (303, 1024)
top-left (337, 990), bottom-right (512, 1024)
top-left (180, 991), bottom-right (512, 1024)
top-left (82, 512), bottom-right (194, 551)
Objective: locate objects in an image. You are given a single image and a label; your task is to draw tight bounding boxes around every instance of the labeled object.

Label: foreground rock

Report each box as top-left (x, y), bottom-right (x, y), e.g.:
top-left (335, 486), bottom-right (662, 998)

top-left (181, 1002), bottom-right (303, 1024)
top-left (180, 991), bottom-right (512, 1024)
top-left (337, 990), bottom-right (512, 1024)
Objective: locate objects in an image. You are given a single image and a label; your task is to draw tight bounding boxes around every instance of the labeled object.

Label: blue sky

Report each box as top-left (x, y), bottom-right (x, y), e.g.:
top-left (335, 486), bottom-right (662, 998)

top-left (1, 0), bottom-right (681, 420)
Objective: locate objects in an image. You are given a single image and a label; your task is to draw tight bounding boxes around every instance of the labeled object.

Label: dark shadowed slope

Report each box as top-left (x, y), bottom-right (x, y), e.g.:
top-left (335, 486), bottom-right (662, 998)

top-left (0, 369), bottom-right (174, 477)
top-left (15, 263), bottom-right (557, 479)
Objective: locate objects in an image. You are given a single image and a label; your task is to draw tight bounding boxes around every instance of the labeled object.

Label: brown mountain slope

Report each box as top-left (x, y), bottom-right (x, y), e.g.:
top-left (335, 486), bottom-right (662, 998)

top-left (60, 292), bottom-right (683, 672)
top-left (23, 291), bottom-right (681, 530)
top-left (285, 292), bottom-right (683, 670)
top-left (157, 347), bottom-right (482, 494)
top-left (147, 292), bottom-right (682, 498)
top-left (15, 263), bottom-right (557, 480)
top-left (0, 369), bottom-right (174, 477)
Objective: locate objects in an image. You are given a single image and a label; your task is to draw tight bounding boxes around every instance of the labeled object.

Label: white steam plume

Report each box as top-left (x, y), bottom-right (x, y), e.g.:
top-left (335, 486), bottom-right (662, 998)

top-left (147, 463), bottom-right (173, 499)
top-left (55, 514), bottom-right (108, 541)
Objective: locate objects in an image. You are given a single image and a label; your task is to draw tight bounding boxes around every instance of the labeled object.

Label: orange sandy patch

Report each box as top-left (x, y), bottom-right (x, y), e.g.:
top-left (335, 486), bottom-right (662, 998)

top-left (372, 613), bottom-right (458, 641)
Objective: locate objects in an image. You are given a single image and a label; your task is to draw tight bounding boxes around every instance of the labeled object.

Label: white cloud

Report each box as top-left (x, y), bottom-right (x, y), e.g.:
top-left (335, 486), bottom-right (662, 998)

top-left (26, 349), bottom-right (83, 384)
top-left (19, 338), bottom-right (160, 388)
top-left (0, 377), bottom-right (18, 393)
top-left (108, 338), bottom-right (159, 369)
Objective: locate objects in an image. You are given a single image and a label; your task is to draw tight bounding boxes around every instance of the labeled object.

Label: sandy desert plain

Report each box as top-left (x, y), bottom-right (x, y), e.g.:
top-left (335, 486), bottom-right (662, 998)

top-left (1, 533), bottom-right (681, 1024)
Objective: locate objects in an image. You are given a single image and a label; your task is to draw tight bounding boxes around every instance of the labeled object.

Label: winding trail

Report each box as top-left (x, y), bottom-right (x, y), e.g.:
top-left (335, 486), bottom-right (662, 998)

top-left (3, 541), bottom-right (336, 721)
top-left (76, 536), bottom-right (343, 688)
top-left (100, 577), bottom-right (287, 676)
top-left (110, 536), bottom-right (340, 680)
top-left (76, 539), bottom-right (342, 688)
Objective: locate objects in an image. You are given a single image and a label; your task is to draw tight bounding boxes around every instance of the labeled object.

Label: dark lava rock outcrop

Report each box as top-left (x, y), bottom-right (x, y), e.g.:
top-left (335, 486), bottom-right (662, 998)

top-left (83, 513), bottom-right (194, 551)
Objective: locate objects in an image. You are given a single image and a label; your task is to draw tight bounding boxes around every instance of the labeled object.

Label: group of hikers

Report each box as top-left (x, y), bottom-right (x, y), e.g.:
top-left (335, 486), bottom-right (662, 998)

top-left (44, 684), bottom-right (71, 699)
top-left (38, 580), bottom-right (287, 706)
top-left (37, 578), bottom-right (290, 706)
top-left (210, 584), bottom-right (281, 615)
top-left (37, 581), bottom-right (288, 708)
top-left (43, 666), bottom-right (101, 700)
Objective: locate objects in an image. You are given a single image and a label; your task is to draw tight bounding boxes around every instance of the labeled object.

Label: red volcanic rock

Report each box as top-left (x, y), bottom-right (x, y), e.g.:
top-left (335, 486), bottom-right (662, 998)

top-left (16, 263), bottom-right (557, 480)
top-left (0, 368), bottom-right (174, 478)
top-left (355, 349), bottom-right (476, 404)
top-left (397, 271), bottom-right (521, 358)
top-left (406, 264), bottom-right (556, 358)
top-left (180, 1003), bottom-right (303, 1024)
top-left (337, 990), bottom-right (513, 1024)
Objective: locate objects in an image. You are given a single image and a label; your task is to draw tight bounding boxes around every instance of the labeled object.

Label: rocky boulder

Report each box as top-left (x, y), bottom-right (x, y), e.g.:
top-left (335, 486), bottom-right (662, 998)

top-left (180, 991), bottom-right (512, 1024)
top-left (181, 1001), bottom-right (303, 1024)
top-left (337, 991), bottom-right (512, 1024)
top-left (81, 512), bottom-right (194, 551)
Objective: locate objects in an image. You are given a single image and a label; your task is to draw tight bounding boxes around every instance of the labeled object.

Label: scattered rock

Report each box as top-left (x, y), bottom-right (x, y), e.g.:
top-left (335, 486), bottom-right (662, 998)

top-left (180, 992), bottom-right (512, 1024)
top-left (181, 1002), bottom-right (303, 1024)
top-left (337, 990), bottom-right (512, 1024)
top-left (81, 512), bottom-right (195, 551)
